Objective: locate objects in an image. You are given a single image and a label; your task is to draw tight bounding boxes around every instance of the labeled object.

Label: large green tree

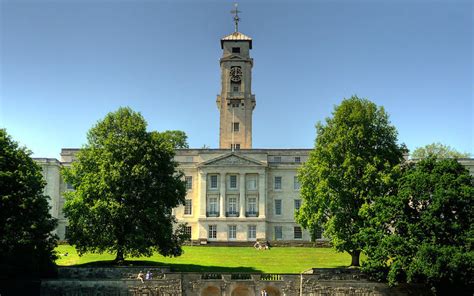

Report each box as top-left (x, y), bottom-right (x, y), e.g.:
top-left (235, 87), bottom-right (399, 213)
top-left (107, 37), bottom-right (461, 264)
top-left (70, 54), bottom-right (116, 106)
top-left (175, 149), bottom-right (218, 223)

top-left (362, 157), bottom-right (474, 290)
top-left (0, 129), bottom-right (58, 277)
top-left (62, 107), bottom-right (188, 262)
top-left (411, 142), bottom-right (470, 159)
top-left (296, 96), bottom-right (405, 266)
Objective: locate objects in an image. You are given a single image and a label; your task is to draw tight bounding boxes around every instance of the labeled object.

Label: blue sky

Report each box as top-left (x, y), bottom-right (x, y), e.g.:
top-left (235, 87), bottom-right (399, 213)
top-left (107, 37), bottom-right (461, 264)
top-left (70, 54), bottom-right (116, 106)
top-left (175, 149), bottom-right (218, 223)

top-left (1, 0), bottom-right (472, 158)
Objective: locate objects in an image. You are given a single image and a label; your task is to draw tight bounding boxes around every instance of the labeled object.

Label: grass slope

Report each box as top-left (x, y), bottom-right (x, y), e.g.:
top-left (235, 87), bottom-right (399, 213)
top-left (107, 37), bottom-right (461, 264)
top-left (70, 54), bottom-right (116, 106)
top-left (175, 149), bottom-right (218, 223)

top-left (56, 245), bottom-right (356, 273)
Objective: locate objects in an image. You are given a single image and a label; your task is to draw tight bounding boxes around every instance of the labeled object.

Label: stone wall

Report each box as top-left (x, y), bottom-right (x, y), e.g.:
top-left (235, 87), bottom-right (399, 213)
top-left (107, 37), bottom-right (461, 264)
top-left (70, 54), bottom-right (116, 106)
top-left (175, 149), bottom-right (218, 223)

top-left (39, 267), bottom-right (435, 296)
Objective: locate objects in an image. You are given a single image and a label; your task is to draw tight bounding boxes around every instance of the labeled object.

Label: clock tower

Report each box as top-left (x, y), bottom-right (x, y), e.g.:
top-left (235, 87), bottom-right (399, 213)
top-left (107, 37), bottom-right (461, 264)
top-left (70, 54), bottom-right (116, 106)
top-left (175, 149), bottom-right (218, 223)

top-left (217, 4), bottom-right (256, 150)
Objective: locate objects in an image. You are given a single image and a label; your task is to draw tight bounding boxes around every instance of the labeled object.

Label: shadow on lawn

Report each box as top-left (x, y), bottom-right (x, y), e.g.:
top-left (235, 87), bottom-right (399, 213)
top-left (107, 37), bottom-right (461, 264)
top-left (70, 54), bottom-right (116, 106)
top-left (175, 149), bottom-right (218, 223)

top-left (74, 260), bottom-right (262, 273)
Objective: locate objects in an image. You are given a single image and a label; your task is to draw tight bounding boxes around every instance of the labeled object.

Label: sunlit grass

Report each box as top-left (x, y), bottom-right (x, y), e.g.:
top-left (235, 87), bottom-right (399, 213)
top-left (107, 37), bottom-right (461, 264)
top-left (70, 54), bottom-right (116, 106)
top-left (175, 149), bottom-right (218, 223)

top-left (55, 245), bottom-right (363, 273)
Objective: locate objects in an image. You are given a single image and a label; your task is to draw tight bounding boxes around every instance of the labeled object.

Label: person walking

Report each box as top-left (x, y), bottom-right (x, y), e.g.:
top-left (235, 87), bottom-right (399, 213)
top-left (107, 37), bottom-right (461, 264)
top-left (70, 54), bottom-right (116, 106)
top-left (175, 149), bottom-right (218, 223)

top-left (137, 271), bottom-right (144, 283)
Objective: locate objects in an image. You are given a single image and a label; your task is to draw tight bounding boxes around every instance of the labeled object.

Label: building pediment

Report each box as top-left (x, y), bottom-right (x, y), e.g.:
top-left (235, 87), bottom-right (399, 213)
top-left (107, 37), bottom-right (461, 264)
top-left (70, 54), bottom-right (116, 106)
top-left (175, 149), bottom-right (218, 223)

top-left (199, 153), bottom-right (265, 167)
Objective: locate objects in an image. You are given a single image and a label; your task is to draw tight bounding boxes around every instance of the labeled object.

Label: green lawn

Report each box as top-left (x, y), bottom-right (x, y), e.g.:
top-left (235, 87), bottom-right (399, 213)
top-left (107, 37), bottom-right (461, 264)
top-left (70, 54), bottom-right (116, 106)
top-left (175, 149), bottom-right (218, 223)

top-left (55, 245), bottom-right (359, 273)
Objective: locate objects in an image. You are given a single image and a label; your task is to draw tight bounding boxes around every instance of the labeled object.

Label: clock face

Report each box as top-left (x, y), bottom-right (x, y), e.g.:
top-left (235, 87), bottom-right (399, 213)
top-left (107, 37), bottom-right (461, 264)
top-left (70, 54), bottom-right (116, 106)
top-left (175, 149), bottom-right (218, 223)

top-left (230, 67), bottom-right (242, 82)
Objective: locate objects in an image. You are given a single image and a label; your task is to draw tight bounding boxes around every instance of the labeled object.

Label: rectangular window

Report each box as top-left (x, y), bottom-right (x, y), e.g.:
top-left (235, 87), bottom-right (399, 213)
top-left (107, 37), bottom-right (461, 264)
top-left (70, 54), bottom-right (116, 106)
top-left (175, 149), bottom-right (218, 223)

top-left (228, 197), bottom-right (237, 214)
top-left (246, 175), bottom-right (257, 190)
top-left (274, 226), bottom-right (283, 240)
top-left (184, 226), bottom-right (192, 240)
top-left (313, 226), bottom-right (323, 240)
top-left (231, 144), bottom-right (240, 150)
top-left (229, 175), bottom-right (237, 189)
top-left (294, 199), bottom-right (301, 211)
top-left (184, 199), bottom-right (192, 215)
top-left (248, 225), bottom-right (256, 240)
top-left (295, 156), bottom-right (301, 163)
top-left (185, 176), bottom-right (193, 190)
top-left (208, 225), bottom-right (217, 239)
top-left (274, 176), bottom-right (282, 190)
top-left (247, 197), bottom-right (257, 214)
top-left (233, 122), bottom-right (240, 132)
top-left (228, 225), bottom-right (237, 239)
top-left (274, 156), bottom-right (281, 163)
top-left (186, 156), bottom-right (194, 162)
top-left (275, 199), bottom-right (282, 215)
top-left (208, 197), bottom-right (218, 215)
top-left (232, 47), bottom-right (241, 53)
top-left (294, 226), bottom-right (302, 239)
top-left (210, 175), bottom-right (218, 189)
top-left (233, 86), bottom-right (239, 92)
top-left (294, 176), bottom-right (300, 190)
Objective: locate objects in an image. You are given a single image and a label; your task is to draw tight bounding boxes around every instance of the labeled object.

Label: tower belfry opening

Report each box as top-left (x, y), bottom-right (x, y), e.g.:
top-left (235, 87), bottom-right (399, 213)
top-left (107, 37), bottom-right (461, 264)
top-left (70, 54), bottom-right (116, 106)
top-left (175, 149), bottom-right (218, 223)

top-left (217, 4), bottom-right (256, 150)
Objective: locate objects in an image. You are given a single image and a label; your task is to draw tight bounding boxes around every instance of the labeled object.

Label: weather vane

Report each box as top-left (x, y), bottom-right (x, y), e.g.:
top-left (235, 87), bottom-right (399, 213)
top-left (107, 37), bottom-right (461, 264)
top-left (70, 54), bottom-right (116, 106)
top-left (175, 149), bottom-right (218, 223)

top-left (230, 3), bottom-right (241, 32)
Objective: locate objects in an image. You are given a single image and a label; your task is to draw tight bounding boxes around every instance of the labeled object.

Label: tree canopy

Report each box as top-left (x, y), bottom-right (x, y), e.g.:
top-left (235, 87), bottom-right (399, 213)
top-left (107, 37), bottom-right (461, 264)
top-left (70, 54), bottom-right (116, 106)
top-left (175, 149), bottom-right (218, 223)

top-left (0, 129), bottom-right (58, 277)
top-left (411, 142), bottom-right (470, 159)
top-left (155, 130), bottom-right (189, 149)
top-left (362, 157), bottom-right (474, 291)
top-left (296, 96), bottom-right (406, 266)
top-left (62, 107), bottom-right (188, 262)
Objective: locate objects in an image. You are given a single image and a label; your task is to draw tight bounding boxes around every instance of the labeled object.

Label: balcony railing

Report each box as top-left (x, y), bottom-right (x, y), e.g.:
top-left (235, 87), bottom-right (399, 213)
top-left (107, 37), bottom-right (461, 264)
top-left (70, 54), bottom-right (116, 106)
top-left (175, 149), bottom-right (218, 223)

top-left (206, 211), bottom-right (219, 217)
top-left (226, 211), bottom-right (239, 217)
top-left (246, 211), bottom-right (259, 217)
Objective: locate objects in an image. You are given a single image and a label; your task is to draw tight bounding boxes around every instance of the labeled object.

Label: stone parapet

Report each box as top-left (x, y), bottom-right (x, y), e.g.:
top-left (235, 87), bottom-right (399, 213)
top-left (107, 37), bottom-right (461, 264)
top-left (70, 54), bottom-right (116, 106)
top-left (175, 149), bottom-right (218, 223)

top-left (57, 266), bottom-right (170, 279)
top-left (38, 267), bottom-right (437, 296)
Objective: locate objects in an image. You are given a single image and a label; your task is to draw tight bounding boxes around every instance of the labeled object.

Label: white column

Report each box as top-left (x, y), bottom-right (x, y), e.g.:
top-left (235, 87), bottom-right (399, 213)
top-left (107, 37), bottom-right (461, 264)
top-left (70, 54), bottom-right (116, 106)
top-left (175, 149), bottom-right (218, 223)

top-left (239, 173), bottom-right (246, 218)
top-left (258, 172), bottom-right (266, 218)
top-left (199, 172), bottom-right (207, 218)
top-left (219, 172), bottom-right (226, 217)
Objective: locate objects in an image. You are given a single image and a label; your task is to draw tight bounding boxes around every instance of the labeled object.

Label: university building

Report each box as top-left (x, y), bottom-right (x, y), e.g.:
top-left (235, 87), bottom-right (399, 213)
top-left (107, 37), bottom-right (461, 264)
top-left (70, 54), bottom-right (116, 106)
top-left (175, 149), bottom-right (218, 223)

top-left (34, 12), bottom-right (474, 243)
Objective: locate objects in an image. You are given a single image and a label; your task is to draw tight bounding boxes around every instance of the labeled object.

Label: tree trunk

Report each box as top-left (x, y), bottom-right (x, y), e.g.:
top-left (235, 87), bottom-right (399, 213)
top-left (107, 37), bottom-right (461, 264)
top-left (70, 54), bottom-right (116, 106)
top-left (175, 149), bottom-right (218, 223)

top-left (350, 250), bottom-right (361, 267)
top-left (114, 248), bottom-right (124, 264)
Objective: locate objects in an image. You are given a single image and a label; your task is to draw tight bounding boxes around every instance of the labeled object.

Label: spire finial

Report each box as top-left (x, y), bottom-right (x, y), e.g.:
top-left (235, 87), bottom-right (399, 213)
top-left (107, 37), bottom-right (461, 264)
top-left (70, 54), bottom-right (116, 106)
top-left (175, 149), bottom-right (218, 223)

top-left (230, 3), bottom-right (241, 33)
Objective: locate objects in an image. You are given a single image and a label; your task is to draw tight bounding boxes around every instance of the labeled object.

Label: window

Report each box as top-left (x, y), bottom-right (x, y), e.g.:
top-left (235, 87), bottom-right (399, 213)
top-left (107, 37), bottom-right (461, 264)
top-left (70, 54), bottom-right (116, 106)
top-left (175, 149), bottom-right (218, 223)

top-left (295, 156), bottom-right (301, 163)
top-left (66, 183), bottom-right (74, 190)
top-left (186, 156), bottom-right (194, 162)
top-left (184, 226), bottom-right (192, 240)
top-left (233, 85), bottom-right (240, 92)
top-left (184, 199), bottom-right (192, 215)
top-left (313, 226), bottom-right (323, 240)
top-left (232, 47), bottom-right (241, 53)
top-left (231, 143), bottom-right (240, 150)
top-left (294, 226), bottom-right (302, 239)
top-left (274, 176), bottom-right (282, 190)
top-left (274, 156), bottom-right (281, 163)
top-left (233, 122), bottom-right (240, 132)
top-left (228, 197), bottom-right (238, 214)
top-left (246, 175), bottom-right (257, 190)
top-left (185, 176), bottom-right (193, 190)
top-left (228, 225), bottom-right (237, 239)
top-left (210, 175), bottom-right (218, 190)
top-left (274, 226), bottom-right (282, 240)
top-left (294, 199), bottom-right (301, 211)
top-left (208, 197), bottom-right (218, 214)
top-left (248, 225), bottom-right (256, 240)
top-left (294, 176), bottom-right (300, 190)
top-left (208, 225), bottom-right (217, 239)
top-left (247, 197), bottom-right (257, 215)
top-left (229, 175), bottom-right (237, 189)
top-left (275, 199), bottom-right (282, 215)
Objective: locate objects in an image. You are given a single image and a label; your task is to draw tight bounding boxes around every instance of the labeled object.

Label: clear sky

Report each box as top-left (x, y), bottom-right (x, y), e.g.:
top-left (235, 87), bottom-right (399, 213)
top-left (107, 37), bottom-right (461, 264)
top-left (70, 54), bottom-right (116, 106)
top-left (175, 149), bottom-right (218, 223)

top-left (1, 0), bottom-right (472, 158)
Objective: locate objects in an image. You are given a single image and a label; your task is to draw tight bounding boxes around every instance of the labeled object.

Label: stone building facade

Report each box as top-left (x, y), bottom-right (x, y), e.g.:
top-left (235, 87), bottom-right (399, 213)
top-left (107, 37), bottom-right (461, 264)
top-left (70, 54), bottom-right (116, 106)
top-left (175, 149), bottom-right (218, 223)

top-left (33, 18), bottom-right (474, 243)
